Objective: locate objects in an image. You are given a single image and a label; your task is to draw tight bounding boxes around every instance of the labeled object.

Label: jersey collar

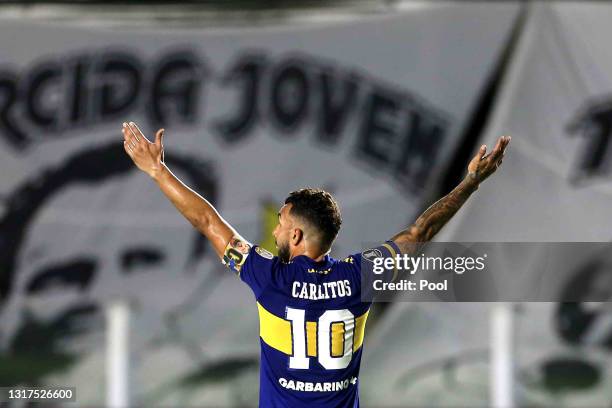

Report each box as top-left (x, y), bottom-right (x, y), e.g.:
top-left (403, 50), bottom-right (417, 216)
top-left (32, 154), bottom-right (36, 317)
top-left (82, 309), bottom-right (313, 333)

top-left (290, 254), bottom-right (333, 267)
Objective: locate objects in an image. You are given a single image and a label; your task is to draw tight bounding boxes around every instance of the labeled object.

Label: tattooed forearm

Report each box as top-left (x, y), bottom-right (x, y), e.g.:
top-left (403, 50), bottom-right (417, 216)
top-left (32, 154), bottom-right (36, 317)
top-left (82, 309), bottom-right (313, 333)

top-left (391, 136), bottom-right (510, 254)
top-left (392, 175), bottom-right (478, 253)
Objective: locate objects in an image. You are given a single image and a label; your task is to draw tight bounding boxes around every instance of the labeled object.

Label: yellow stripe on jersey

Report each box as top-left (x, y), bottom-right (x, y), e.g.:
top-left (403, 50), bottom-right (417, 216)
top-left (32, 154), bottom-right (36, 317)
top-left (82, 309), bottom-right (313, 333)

top-left (353, 309), bottom-right (369, 352)
top-left (257, 302), bottom-right (369, 356)
top-left (257, 302), bottom-right (292, 355)
top-left (331, 322), bottom-right (345, 357)
top-left (306, 322), bottom-right (317, 357)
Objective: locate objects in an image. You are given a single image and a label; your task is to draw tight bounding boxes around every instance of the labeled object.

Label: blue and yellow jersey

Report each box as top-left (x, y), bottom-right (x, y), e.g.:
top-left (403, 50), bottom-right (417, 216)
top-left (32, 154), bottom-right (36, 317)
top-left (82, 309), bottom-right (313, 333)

top-left (224, 240), bottom-right (400, 408)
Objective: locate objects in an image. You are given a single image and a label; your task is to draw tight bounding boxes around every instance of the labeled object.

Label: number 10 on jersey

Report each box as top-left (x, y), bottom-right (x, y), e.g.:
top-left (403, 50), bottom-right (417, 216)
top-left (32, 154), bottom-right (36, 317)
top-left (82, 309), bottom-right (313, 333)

top-left (286, 308), bottom-right (355, 370)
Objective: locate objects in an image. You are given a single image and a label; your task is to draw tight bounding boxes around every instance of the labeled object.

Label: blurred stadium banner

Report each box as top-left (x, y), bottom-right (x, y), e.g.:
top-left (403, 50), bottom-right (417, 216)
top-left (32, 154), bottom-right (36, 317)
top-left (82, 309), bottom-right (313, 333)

top-left (0, 2), bottom-right (520, 406)
top-left (362, 2), bottom-right (612, 407)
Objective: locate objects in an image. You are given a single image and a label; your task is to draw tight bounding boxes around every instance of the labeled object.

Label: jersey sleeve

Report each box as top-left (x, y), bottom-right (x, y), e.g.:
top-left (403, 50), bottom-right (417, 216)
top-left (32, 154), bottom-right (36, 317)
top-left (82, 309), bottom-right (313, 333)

top-left (240, 246), bottom-right (281, 296)
top-left (349, 240), bottom-right (402, 301)
top-left (222, 237), bottom-right (280, 297)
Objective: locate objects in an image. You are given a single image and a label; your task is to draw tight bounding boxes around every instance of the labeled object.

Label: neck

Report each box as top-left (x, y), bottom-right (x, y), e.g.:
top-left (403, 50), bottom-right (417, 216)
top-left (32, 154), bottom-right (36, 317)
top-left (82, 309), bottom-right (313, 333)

top-left (290, 247), bottom-right (327, 262)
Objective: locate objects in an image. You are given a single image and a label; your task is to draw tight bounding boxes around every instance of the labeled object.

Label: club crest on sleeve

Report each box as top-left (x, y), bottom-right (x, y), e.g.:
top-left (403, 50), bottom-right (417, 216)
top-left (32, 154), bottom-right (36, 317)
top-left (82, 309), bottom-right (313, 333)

top-left (255, 246), bottom-right (274, 259)
top-left (361, 248), bottom-right (383, 263)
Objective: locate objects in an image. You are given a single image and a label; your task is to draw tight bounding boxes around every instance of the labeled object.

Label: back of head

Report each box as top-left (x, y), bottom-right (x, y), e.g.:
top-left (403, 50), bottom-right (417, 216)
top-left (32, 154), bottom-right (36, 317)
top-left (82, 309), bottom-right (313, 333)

top-left (284, 188), bottom-right (342, 253)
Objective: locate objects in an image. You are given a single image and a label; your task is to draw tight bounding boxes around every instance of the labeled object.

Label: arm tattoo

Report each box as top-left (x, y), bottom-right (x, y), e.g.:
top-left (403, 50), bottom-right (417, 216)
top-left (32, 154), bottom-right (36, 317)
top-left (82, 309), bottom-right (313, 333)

top-left (392, 176), bottom-right (478, 254)
top-left (222, 236), bottom-right (252, 275)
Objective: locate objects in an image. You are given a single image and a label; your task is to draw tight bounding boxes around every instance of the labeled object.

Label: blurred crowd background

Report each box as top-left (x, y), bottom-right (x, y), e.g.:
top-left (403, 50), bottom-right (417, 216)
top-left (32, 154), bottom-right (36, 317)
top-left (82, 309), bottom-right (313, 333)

top-left (1, 1), bottom-right (612, 406)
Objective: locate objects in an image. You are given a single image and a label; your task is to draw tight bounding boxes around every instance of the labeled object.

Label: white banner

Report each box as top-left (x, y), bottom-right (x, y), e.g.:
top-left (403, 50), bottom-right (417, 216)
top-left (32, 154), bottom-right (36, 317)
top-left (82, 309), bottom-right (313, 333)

top-left (0, 4), bottom-right (518, 405)
top-left (364, 3), bottom-right (612, 407)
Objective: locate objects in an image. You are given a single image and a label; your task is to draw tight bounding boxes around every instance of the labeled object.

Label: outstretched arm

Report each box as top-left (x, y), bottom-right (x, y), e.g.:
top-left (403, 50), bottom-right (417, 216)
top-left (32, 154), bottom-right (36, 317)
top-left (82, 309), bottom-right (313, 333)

top-left (392, 136), bottom-right (511, 254)
top-left (122, 122), bottom-right (242, 260)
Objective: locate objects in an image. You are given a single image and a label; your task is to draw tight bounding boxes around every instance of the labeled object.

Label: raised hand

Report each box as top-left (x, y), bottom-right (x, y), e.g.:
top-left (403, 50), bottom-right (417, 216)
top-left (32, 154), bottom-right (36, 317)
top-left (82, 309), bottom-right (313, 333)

top-left (122, 122), bottom-right (165, 178)
top-left (467, 135), bottom-right (511, 185)
top-left (121, 121), bottom-right (237, 259)
top-left (391, 135), bottom-right (511, 249)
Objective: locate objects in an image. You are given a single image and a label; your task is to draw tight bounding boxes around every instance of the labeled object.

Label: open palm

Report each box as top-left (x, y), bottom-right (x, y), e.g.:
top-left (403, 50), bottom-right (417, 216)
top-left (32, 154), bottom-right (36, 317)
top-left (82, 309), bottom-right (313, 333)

top-left (467, 135), bottom-right (511, 184)
top-left (122, 122), bottom-right (165, 178)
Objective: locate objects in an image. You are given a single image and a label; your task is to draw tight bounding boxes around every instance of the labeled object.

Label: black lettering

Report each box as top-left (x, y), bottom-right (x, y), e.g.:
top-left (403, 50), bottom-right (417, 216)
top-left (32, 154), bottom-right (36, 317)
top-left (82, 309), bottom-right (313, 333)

top-left (213, 54), bottom-right (265, 143)
top-left (395, 111), bottom-right (446, 193)
top-left (269, 60), bottom-right (309, 132)
top-left (149, 51), bottom-right (204, 125)
top-left (69, 58), bottom-right (90, 125)
top-left (576, 110), bottom-right (612, 174)
top-left (25, 63), bottom-right (62, 129)
top-left (94, 53), bottom-right (141, 119)
top-left (0, 71), bottom-right (28, 149)
top-left (356, 88), bottom-right (402, 166)
top-left (316, 71), bottom-right (358, 145)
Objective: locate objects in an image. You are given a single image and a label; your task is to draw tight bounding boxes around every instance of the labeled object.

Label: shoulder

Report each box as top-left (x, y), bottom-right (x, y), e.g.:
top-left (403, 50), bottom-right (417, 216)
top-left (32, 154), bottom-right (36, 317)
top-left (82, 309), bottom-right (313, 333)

top-left (246, 245), bottom-right (284, 272)
top-left (253, 246), bottom-right (275, 260)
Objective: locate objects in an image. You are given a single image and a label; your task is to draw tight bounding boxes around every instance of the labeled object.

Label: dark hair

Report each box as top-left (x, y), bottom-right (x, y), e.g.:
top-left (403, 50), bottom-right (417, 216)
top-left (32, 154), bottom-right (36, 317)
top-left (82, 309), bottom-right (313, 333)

top-left (284, 188), bottom-right (342, 251)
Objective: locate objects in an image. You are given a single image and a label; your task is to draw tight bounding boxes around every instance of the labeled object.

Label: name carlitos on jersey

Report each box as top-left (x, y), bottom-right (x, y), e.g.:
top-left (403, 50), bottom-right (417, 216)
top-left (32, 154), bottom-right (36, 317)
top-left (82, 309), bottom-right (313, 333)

top-left (292, 280), bottom-right (352, 300)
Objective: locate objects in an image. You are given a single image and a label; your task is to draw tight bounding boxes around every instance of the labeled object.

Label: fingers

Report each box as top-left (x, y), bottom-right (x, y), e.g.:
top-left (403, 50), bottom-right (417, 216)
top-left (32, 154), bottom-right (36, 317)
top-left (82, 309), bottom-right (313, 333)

top-left (479, 144), bottom-right (487, 159)
top-left (498, 135), bottom-right (511, 152)
top-left (489, 135), bottom-right (511, 162)
top-left (498, 136), bottom-right (511, 162)
top-left (122, 121), bottom-right (157, 153)
top-left (122, 122), bottom-right (141, 149)
top-left (155, 128), bottom-right (165, 148)
top-left (123, 140), bottom-right (135, 159)
top-left (473, 144), bottom-right (487, 163)
top-left (122, 127), bottom-right (134, 151)
top-left (128, 122), bottom-right (144, 145)
top-left (502, 135), bottom-right (511, 151)
top-left (121, 122), bottom-right (166, 166)
top-left (129, 122), bottom-right (146, 141)
top-left (471, 145), bottom-right (487, 165)
top-left (488, 137), bottom-right (504, 161)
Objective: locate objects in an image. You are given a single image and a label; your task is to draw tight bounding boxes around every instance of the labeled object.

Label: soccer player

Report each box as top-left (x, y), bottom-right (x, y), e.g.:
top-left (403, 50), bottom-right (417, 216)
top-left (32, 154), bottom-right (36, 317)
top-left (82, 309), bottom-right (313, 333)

top-left (122, 122), bottom-right (510, 407)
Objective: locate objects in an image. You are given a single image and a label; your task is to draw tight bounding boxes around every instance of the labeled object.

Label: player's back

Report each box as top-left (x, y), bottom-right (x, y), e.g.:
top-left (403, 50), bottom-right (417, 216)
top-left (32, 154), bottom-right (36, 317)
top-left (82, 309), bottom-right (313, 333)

top-left (238, 246), bottom-right (369, 408)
